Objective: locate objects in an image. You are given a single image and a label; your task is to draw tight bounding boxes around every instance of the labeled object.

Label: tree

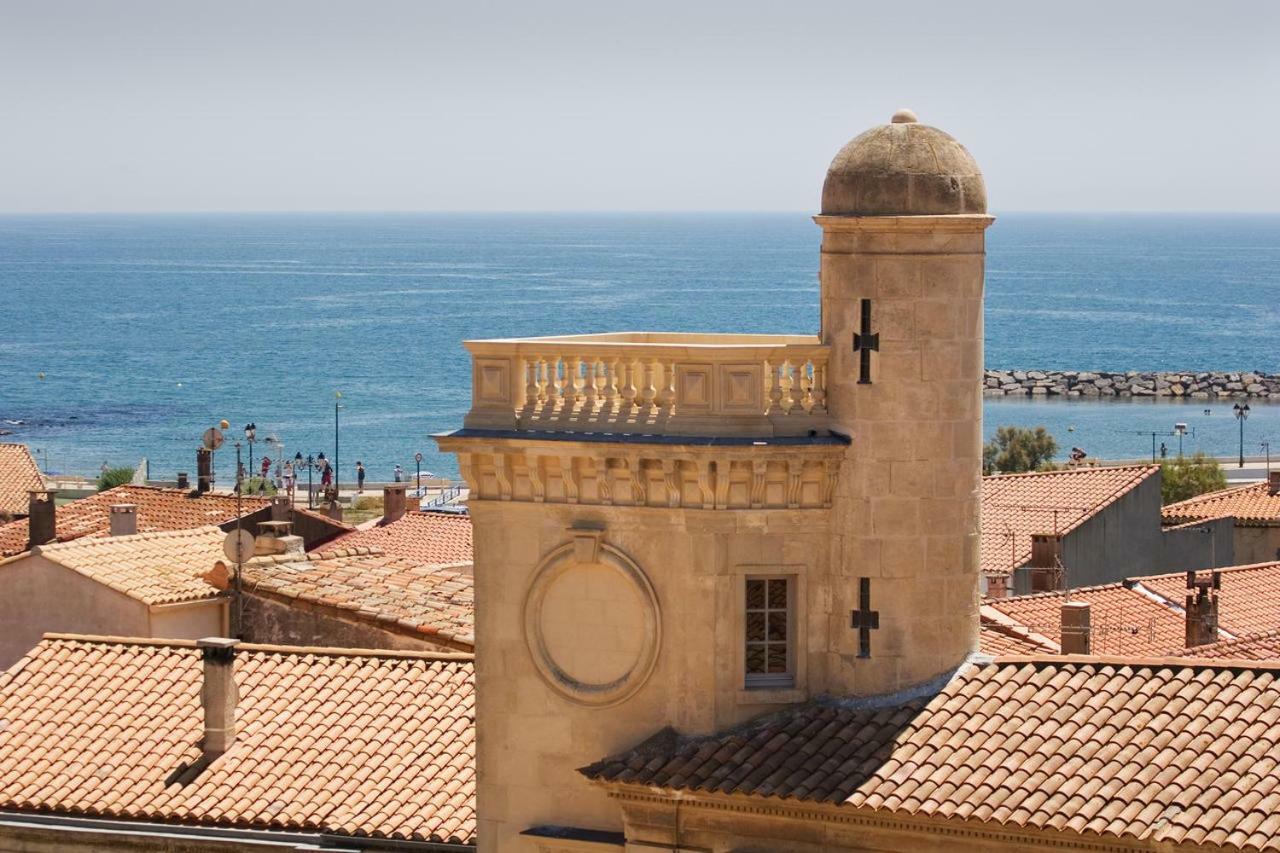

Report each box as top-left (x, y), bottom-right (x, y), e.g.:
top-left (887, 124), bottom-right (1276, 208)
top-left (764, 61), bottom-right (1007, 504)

top-left (1161, 451), bottom-right (1227, 505)
top-left (983, 426), bottom-right (1058, 475)
top-left (96, 467), bottom-right (135, 491)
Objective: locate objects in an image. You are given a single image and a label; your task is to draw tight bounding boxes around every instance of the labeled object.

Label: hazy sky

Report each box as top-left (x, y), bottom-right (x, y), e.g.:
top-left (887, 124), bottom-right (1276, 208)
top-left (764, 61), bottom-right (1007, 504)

top-left (2, 0), bottom-right (1277, 212)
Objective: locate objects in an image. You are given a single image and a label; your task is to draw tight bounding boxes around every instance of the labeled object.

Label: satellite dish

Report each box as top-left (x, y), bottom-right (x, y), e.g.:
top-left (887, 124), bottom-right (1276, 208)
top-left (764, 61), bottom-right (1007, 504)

top-left (222, 529), bottom-right (255, 564)
top-left (202, 427), bottom-right (224, 451)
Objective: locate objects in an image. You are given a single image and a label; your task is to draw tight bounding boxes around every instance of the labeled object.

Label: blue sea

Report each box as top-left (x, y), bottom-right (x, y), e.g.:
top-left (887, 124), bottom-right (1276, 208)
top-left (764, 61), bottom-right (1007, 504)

top-left (1, 213), bottom-right (1278, 482)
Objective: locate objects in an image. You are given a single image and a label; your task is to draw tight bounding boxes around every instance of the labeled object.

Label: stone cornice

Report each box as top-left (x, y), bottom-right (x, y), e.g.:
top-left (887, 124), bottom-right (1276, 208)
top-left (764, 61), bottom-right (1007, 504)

top-left (813, 214), bottom-right (995, 233)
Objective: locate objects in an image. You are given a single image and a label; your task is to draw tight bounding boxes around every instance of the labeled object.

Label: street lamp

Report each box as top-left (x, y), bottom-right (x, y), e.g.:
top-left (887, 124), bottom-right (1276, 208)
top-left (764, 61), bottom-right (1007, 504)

top-left (244, 423), bottom-right (257, 485)
top-left (1262, 441), bottom-right (1272, 476)
top-left (334, 392), bottom-right (343, 495)
top-left (415, 452), bottom-right (423, 495)
top-left (1234, 403), bottom-right (1250, 468)
top-left (1174, 423), bottom-right (1188, 458)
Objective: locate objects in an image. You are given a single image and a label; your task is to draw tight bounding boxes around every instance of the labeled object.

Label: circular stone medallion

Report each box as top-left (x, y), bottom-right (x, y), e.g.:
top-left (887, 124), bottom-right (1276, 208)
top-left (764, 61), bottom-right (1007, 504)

top-left (523, 541), bottom-right (661, 707)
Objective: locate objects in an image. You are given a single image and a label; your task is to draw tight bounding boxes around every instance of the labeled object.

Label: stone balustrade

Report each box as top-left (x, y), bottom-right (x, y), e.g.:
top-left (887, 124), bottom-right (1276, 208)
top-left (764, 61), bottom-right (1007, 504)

top-left (464, 333), bottom-right (830, 437)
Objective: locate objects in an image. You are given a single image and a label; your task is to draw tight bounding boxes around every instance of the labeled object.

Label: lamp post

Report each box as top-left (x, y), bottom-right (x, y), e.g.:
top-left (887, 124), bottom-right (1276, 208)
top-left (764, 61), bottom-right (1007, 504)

top-left (244, 423), bottom-right (256, 487)
top-left (415, 452), bottom-right (423, 495)
top-left (1263, 441), bottom-right (1272, 476)
top-left (293, 452), bottom-right (303, 503)
top-left (1174, 423), bottom-right (1188, 458)
top-left (304, 453), bottom-right (316, 508)
top-left (1234, 403), bottom-right (1250, 468)
top-left (233, 440), bottom-right (244, 636)
top-left (334, 392), bottom-right (342, 495)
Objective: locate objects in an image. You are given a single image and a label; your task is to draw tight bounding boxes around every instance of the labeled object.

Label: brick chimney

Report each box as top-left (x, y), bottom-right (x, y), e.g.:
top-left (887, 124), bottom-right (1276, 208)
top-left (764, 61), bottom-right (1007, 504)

top-left (382, 483), bottom-right (409, 525)
top-left (1269, 471), bottom-right (1280, 496)
top-left (109, 504), bottom-right (138, 537)
top-left (197, 638), bottom-right (239, 757)
top-left (27, 489), bottom-right (57, 549)
top-left (254, 520), bottom-right (303, 556)
top-left (270, 495), bottom-right (291, 522)
top-left (196, 448), bottom-right (213, 495)
top-left (1027, 533), bottom-right (1064, 592)
top-left (1184, 570), bottom-right (1220, 648)
top-left (1060, 600), bottom-right (1091, 655)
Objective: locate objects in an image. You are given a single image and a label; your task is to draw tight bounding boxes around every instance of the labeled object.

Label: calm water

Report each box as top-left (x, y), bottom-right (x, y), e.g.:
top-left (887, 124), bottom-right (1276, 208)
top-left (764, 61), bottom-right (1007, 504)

top-left (1, 213), bottom-right (1278, 481)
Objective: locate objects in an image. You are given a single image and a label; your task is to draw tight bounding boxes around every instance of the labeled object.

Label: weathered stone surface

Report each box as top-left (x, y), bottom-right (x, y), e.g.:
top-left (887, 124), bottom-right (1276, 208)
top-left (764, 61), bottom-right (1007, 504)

top-left (982, 370), bottom-right (1280, 398)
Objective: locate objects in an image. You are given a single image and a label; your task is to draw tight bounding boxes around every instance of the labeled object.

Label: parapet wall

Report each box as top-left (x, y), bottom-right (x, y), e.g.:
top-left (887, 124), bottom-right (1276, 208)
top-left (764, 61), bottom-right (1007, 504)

top-left (985, 370), bottom-right (1280, 400)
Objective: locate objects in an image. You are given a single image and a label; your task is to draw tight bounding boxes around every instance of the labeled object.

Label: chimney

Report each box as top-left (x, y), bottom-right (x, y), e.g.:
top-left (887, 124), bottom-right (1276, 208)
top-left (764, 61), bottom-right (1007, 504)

top-left (1027, 533), bottom-right (1064, 592)
top-left (27, 489), bottom-right (57, 549)
top-left (176, 472), bottom-right (190, 490)
top-left (109, 504), bottom-right (138, 537)
top-left (270, 495), bottom-right (291, 522)
top-left (1184, 570), bottom-right (1221, 648)
top-left (196, 448), bottom-right (213, 495)
top-left (198, 638), bottom-right (239, 757)
top-left (254, 520), bottom-right (304, 556)
top-left (382, 483), bottom-right (409, 525)
top-left (1060, 600), bottom-right (1091, 654)
top-left (1269, 471), bottom-right (1280, 496)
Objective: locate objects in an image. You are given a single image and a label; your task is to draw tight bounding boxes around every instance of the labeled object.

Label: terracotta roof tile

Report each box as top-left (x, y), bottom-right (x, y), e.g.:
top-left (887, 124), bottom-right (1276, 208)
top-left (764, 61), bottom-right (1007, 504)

top-left (327, 511), bottom-right (472, 564)
top-left (582, 656), bottom-right (1280, 850)
top-left (0, 635), bottom-right (474, 843)
top-left (979, 609), bottom-right (1060, 655)
top-left (1184, 630), bottom-right (1280, 660)
top-left (26, 526), bottom-right (225, 605)
top-left (0, 486), bottom-right (268, 557)
top-left (1132, 561), bottom-right (1280, 638)
top-left (234, 551), bottom-right (474, 650)
top-left (985, 583), bottom-right (1191, 656)
top-left (1164, 482), bottom-right (1280, 526)
top-left (981, 466), bottom-right (1159, 576)
top-left (0, 444), bottom-right (43, 517)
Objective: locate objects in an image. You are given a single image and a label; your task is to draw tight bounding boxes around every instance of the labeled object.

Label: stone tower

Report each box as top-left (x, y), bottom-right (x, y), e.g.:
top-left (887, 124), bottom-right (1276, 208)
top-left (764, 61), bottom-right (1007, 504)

top-left (818, 108), bottom-right (992, 694)
top-left (437, 110), bottom-right (991, 851)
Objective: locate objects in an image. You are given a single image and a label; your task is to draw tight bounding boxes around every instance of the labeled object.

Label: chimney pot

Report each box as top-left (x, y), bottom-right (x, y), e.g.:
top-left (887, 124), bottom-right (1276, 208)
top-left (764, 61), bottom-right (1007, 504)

top-left (197, 637), bottom-right (239, 756)
top-left (109, 504), bottom-right (138, 537)
top-left (1060, 600), bottom-right (1091, 655)
top-left (382, 484), bottom-right (408, 525)
top-left (1184, 571), bottom-right (1221, 648)
top-left (26, 489), bottom-right (57, 549)
top-left (196, 449), bottom-right (213, 495)
top-left (1269, 471), bottom-right (1280, 496)
top-left (176, 472), bottom-right (190, 490)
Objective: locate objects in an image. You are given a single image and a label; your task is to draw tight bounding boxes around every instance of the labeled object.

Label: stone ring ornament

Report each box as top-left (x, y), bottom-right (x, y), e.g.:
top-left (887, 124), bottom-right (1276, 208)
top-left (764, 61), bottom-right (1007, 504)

top-left (523, 530), bottom-right (661, 707)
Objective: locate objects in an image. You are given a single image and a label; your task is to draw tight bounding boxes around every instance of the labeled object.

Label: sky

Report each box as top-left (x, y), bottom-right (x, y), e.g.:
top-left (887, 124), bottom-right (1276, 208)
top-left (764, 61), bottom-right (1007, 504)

top-left (1, 0), bottom-right (1277, 213)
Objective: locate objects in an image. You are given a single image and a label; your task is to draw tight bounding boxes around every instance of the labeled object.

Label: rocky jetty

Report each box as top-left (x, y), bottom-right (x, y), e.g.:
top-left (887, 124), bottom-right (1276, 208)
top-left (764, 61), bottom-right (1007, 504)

top-left (984, 370), bottom-right (1280, 399)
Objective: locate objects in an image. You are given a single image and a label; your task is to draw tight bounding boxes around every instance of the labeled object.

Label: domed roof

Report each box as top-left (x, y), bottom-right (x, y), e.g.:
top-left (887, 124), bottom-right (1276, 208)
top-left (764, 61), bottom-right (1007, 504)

top-left (821, 110), bottom-right (986, 216)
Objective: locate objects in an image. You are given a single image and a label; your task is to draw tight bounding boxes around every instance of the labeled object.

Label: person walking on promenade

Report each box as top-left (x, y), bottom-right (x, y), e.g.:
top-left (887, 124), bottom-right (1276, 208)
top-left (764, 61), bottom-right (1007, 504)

top-left (283, 460), bottom-right (295, 497)
top-left (356, 461), bottom-right (366, 493)
top-left (393, 464), bottom-right (403, 483)
top-left (321, 461), bottom-right (333, 489)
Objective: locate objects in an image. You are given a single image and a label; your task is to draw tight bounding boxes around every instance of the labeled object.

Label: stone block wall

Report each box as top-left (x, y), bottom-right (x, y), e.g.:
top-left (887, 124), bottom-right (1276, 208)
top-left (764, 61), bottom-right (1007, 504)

top-left (984, 370), bottom-right (1280, 399)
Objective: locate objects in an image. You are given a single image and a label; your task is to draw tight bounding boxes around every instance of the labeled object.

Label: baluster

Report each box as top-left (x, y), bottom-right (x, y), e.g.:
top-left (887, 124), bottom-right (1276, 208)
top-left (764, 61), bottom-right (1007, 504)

top-left (642, 359), bottom-right (659, 406)
top-left (811, 360), bottom-right (827, 413)
top-left (523, 357), bottom-right (539, 406)
top-left (789, 360), bottom-right (806, 413)
top-left (567, 356), bottom-right (582, 403)
top-left (544, 356), bottom-right (560, 406)
top-left (557, 355), bottom-right (573, 403)
top-left (766, 360), bottom-right (783, 414)
top-left (606, 358), bottom-right (621, 406)
top-left (656, 359), bottom-right (675, 409)
top-left (584, 358), bottom-right (599, 407)
top-left (535, 356), bottom-right (550, 404)
top-left (621, 358), bottom-right (638, 407)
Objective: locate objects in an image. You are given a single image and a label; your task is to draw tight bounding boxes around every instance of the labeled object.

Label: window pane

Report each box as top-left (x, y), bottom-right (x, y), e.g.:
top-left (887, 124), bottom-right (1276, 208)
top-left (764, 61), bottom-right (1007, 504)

top-left (746, 579), bottom-right (765, 609)
top-left (746, 644), bottom-right (766, 674)
top-left (767, 644), bottom-right (788, 673)
top-left (746, 612), bottom-right (766, 642)
top-left (768, 611), bottom-right (787, 641)
top-left (768, 578), bottom-right (788, 609)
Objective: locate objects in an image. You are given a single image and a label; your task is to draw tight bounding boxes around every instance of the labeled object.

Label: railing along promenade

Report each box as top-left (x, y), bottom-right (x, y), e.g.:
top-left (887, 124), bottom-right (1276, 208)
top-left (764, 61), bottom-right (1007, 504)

top-left (463, 332), bottom-right (831, 437)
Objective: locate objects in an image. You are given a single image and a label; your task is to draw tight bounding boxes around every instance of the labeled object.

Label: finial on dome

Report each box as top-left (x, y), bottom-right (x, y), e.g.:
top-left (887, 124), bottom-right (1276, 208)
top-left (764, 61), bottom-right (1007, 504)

top-left (890, 108), bottom-right (918, 124)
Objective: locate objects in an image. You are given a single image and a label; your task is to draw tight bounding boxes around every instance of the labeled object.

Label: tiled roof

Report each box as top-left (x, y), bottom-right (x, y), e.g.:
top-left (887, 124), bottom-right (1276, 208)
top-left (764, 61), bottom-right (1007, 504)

top-left (25, 526), bottom-right (225, 605)
top-left (1164, 482), bottom-right (1280, 526)
top-left (1185, 630), bottom-right (1280, 661)
top-left (0, 444), bottom-right (42, 517)
top-left (0, 635), bottom-right (475, 843)
top-left (230, 549), bottom-right (474, 650)
top-left (582, 656), bottom-right (1280, 850)
top-left (981, 465), bottom-right (1158, 576)
top-left (0, 486), bottom-right (268, 557)
top-left (1132, 561), bottom-right (1280, 639)
top-left (979, 608), bottom-right (1060, 655)
top-left (984, 583), bottom-right (1194, 656)
top-left (328, 511), bottom-right (472, 564)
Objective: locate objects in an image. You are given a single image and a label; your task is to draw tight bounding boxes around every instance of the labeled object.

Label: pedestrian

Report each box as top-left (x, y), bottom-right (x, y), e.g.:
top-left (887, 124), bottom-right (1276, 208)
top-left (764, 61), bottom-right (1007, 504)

top-left (356, 461), bottom-right (366, 493)
top-left (100, 461), bottom-right (109, 477)
top-left (283, 460), bottom-right (295, 495)
top-left (260, 456), bottom-right (271, 479)
top-left (321, 461), bottom-right (333, 488)
top-left (1160, 442), bottom-right (1168, 459)
top-left (394, 464), bottom-right (403, 483)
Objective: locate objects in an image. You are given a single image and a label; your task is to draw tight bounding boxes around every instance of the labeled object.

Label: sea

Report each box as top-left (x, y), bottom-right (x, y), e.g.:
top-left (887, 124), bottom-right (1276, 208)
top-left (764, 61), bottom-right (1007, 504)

top-left (1, 213), bottom-right (1278, 483)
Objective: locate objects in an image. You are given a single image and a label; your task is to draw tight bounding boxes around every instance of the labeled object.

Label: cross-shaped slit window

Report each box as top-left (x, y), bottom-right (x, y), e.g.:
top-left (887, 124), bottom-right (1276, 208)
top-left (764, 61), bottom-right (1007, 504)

top-left (745, 577), bottom-right (793, 688)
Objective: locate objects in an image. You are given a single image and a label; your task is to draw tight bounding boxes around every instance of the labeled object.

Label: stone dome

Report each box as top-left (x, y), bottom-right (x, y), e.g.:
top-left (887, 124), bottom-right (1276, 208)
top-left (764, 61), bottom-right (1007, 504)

top-left (821, 110), bottom-right (986, 216)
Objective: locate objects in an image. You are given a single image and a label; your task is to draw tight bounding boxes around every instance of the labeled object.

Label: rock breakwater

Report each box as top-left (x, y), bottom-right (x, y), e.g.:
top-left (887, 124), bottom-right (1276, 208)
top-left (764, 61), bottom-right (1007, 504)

top-left (984, 370), bottom-right (1280, 399)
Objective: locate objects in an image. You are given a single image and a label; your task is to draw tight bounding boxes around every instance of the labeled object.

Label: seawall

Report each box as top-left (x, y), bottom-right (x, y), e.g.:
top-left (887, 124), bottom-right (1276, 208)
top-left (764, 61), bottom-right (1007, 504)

top-left (985, 370), bottom-right (1280, 399)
